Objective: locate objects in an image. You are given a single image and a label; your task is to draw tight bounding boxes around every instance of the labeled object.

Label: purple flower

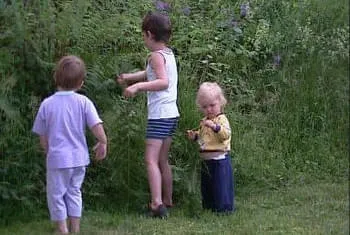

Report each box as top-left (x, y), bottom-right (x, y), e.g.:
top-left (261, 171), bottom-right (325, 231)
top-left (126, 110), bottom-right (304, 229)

top-left (240, 3), bottom-right (249, 18)
top-left (182, 6), bottom-right (191, 16)
top-left (155, 1), bottom-right (171, 12)
top-left (273, 54), bottom-right (281, 67)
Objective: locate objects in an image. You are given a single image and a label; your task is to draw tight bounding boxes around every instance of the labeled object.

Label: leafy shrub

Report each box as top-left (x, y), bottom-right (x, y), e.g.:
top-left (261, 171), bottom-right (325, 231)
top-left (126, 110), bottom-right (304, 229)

top-left (0, 0), bottom-right (348, 222)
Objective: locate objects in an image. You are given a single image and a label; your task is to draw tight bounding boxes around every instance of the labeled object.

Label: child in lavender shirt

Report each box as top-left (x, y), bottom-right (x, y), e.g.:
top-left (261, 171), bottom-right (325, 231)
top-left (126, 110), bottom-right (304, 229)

top-left (32, 55), bottom-right (107, 234)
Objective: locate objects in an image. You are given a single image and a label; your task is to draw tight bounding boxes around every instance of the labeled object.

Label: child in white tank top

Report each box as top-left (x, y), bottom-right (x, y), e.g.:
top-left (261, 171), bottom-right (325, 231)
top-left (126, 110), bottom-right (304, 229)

top-left (116, 12), bottom-right (179, 218)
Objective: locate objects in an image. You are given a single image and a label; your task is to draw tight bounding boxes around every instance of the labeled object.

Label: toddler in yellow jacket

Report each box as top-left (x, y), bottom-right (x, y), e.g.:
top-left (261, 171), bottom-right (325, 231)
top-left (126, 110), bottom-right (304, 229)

top-left (187, 82), bottom-right (235, 213)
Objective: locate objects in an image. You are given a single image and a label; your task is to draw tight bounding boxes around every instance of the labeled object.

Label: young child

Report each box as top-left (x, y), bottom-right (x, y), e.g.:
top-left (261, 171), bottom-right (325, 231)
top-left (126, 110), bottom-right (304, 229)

top-left (32, 55), bottom-right (107, 234)
top-left (117, 12), bottom-right (179, 218)
top-left (187, 82), bottom-right (234, 213)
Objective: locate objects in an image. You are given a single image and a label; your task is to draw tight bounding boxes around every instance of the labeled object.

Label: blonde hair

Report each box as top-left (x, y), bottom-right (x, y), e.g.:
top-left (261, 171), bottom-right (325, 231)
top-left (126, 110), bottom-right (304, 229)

top-left (54, 55), bottom-right (86, 90)
top-left (196, 82), bottom-right (227, 108)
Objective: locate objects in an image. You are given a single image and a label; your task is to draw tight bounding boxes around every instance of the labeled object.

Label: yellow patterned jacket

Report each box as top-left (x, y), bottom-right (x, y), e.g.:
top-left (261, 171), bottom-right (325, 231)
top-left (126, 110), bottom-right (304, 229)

top-left (193, 113), bottom-right (231, 152)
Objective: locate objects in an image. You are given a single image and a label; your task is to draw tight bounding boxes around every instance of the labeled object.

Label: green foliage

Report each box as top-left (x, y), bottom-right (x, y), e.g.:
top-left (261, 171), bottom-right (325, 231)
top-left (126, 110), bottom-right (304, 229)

top-left (0, 0), bottom-right (348, 223)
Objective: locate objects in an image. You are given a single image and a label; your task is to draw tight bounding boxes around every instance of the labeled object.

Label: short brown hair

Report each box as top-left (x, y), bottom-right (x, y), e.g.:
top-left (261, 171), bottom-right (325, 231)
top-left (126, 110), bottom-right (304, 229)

top-left (54, 55), bottom-right (86, 90)
top-left (142, 12), bottom-right (172, 43)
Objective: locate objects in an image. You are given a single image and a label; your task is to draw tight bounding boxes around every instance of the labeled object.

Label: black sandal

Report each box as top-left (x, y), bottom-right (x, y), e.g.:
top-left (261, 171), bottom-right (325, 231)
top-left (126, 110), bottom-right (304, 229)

top-left (147, 204), bottom-right (168, 218)
top-left (165, 204), bottom-right (173, 208)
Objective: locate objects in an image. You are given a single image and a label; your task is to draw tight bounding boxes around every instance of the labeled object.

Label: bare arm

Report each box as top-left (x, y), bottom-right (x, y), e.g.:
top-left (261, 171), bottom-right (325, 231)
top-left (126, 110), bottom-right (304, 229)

top-left (123, 53), bottom-right (168, 97)
top-left (91, 123), bottom-right (107, 143)
top-left (91, 123), bottom-right (107, 160)
top-left (39, 135), bottom-right (48, 154)
top-left (117, 70), bottom-right (147, 86)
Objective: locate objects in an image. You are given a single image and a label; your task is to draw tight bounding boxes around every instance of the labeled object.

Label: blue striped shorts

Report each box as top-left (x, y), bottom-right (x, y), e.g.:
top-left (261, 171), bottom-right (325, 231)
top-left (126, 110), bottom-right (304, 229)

top-left (146, 117), bottom-right (179, 139)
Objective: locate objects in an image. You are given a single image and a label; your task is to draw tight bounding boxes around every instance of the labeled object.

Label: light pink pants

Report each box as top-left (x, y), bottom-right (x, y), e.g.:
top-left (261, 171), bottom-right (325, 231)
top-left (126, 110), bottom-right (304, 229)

top-left (46, 166), bottom-right (86, 221)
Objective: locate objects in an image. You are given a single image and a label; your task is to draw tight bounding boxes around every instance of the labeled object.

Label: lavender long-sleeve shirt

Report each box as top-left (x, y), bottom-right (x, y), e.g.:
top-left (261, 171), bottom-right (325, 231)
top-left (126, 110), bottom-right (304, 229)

top-left (32, 91), bottom-right (102, 169)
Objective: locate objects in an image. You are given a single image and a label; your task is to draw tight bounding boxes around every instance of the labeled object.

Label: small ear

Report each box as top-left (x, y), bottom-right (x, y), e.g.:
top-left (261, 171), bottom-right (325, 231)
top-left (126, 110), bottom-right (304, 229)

top-left (146, 30), bottom-right (154, 39)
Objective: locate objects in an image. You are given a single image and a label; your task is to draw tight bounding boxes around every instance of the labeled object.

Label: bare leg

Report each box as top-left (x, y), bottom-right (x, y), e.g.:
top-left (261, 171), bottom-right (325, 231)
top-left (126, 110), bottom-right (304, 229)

top-left (145, 139), bottom-right (163, 209)
top-left (56, 220), bottom-right (69, 234)
top-left (159, 137), bottom-right (173, 207)
top-left (69, 216), bottom-right (80, 233)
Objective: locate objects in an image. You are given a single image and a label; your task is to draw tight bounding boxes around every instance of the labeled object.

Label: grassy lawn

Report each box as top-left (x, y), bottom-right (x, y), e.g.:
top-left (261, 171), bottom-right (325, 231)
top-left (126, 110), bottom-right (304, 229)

top-left (1, 181), bottom-right (348, 235)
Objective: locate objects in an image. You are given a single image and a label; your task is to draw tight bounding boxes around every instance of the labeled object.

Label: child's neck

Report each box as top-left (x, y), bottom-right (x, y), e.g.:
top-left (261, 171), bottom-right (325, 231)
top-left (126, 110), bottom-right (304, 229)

top-left (150, 43), bottom-right (166, 52)
top-left (57, 87), bottom-right (76, 92)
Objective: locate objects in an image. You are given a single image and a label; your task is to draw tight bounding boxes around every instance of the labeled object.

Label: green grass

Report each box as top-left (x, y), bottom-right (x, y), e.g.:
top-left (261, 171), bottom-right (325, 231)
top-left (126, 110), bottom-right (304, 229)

top-left (1, 180), bottom-right (347, 235)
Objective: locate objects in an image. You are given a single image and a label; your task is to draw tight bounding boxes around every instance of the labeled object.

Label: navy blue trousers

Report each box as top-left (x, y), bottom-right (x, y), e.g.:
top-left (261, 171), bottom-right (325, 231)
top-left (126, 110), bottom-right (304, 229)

top-left (201, 155), bottom-right (234, 213)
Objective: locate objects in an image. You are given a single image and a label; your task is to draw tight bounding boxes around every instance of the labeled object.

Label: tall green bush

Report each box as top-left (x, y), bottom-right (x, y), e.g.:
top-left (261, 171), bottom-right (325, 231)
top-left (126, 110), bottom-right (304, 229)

top-left (0, 0), bottom-right (348, 223)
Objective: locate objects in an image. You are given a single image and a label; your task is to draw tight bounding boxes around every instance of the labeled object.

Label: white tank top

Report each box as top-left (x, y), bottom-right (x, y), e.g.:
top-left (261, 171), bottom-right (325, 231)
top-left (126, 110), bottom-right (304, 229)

top-left (146, 48), bottom-right (179, 119)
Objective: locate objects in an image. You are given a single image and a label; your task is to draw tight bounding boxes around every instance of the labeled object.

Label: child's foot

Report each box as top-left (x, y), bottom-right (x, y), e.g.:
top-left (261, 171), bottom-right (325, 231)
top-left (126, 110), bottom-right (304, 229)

top-left (55, 220), bottom-right (69, 234)
top-left (69, 216), bottom-right (80, 233)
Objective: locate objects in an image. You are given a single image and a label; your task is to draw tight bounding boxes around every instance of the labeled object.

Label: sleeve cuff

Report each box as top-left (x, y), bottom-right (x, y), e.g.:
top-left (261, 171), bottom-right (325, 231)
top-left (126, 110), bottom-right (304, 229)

top-left (213, 124), bottom-right (221, 133)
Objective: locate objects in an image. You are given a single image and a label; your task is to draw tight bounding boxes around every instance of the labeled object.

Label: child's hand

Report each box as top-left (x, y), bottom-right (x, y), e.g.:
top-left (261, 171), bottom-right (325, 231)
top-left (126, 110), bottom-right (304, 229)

top-left (186, 130), bottom-right (197, 140)
top-left (93, 142), bottom-right (107, 161)
top-left (123, 84), bottom-right (139, 98)
top-left (116, 74), bottom-right (127, 86)
top-left (202, 119), bottom-right (216, 129)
